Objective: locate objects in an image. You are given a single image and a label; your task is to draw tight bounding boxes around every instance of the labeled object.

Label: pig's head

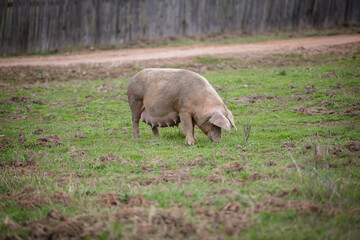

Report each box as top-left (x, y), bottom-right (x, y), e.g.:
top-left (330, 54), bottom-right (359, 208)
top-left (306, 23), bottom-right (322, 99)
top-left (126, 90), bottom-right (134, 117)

top-left (198, 110), bottom-right (236, 142)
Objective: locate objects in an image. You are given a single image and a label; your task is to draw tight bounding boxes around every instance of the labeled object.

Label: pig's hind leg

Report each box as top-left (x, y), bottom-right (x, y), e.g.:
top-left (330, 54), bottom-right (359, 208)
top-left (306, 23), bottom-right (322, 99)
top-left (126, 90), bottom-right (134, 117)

top-left (128, 96), bottom-right (143, 138)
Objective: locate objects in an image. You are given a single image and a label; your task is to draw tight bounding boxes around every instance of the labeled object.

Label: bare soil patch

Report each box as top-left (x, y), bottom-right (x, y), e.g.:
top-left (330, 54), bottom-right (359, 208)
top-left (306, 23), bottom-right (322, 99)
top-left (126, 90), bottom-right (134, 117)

top-left (180, 156), bottom-right (207, 168)
top-left (232, 95), bottom-right (281, 104)
top-left (15, 187), bottom-right (47, 209)
top-left (0, 35), bottom-right (359, 87)
top-left (36, 134), bottom-right (62, 147)
top-left (2, 96), bottom-right (44, 104)
top-left (292, 105), bottom-right (335, 116)
top-left (49, 191), bottom-right (73, 206)
top-left (100, 152), bottom-right (121, 164)
top-left (218, 162), bottom-right (244, 173)
top-left (0, 151), bottom-right (39, 175)
top-left (140, 158), bottom-right (170, 172)
top-left (101, 192), bottom-right (148, 208)
top-left (196, 203), bottom-right (252, 237)
top-left (134, 169), bottom-right (191, 186)
top-left (68, 147), bottom-right (87, 161)
top-left (1, 35), bottom-right (359, 68)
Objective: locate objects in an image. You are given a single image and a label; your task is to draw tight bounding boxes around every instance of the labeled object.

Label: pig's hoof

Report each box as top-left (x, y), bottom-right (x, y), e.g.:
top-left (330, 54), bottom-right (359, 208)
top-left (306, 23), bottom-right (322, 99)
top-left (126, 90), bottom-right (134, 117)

top-left (186, 140), bottom-right (194, 146)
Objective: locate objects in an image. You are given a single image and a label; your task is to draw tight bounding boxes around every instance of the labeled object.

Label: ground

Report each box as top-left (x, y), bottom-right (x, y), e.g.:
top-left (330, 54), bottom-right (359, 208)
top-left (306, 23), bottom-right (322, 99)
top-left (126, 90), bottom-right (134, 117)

top-left (0, 34), bottom-right (360, 239)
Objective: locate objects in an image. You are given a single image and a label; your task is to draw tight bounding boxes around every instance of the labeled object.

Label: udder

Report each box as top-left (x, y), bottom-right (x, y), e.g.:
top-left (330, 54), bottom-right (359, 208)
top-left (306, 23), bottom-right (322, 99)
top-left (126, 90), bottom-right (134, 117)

top-left (140, 110), bottom-right (180, 128)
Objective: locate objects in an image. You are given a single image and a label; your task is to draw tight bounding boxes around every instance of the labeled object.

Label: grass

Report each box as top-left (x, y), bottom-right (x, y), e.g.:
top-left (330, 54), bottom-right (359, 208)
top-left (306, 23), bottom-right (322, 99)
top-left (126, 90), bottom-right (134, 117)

top-left (0, 55), bottom-right (359, 239)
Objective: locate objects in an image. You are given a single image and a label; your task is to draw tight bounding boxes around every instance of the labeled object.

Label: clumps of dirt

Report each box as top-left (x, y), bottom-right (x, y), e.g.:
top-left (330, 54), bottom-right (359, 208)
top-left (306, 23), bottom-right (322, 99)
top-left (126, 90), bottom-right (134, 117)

top-left (345, 141), bottom-right (360, 152)
top-left (18, 131), bottom-right (27, 146)
top-left (205, 162), bottom-right (244, 183)
top-left (49, 191), bottom-right (73, 206)
top-left (343, 141), bottom-right (360, 159)
top-left (276, 188), bottom-right (300, 197)
top-left (75, 133), bottom-right (86, 139)
top-left (289, 200), bottom-right (323, 214)
top-left (248, 172), bottom-right (262, 181)
top-left (4, 96), bottom-right (44, 104)
top-left (232, 94), bottom-right (280, 104)
top-left (100, 152), bottom-right (120, 164)
top-left (33, 128), bottom-right (47, 135)
top-left (160, 170), bottom-right (191, 183)
top-left (180, 156), bottom-right (207, 168)
top-left (135, 208), bottom-right (195, 239)
top-left (0, 136), bottom-right (13, 149)
top-left (207, 173), bottom-right (226, 183)
top-left (235, 145), bottom-right (248, 152)
top-left (36, 134), bottom-right (62, 147)
top-left (101, 192), bottom-right (148, 208)
top-left (5, 194), bottom-right (348, 240)
top-left (258, 148), bottom-right (281, 153)
top-left (49, 102), bottom-right (65, 108)
top-left (113, 207), bottom-right (147, 224)
top-left (94, 83), bottom-right (115, 92)
top-left (146, 139), bottom-right (158, 144)
top-left (135, 170), bottom-right (191, 186)
top-left (55, 172), bottom-right (84, 186)
top-left (292, 105), bottom-right (335, 116)
top-left (286, 163), bottom-right (305, 169)
top-left (329, 82), bottom-right (352, 88)
top-left (266, 160), bottom-right (277, 166)
top-left (0, 151), bottom-right (39, 173)
top-left (15, 187), bottom-right (47, 209)
top-left (219, 162), bottom-right (244, 173)
top-left (196, 202), bottom-right (253, 237)
top-left (141, 158), bottom-right (169, 172)
top-left (322, 71), bottom-right (350, 79)
top-left (254, 196), bottom-right (342, 216)
top-left (304, 84), bottom-right (317, 94)
top-left (15, 210), bottom-right (109, 240)
top-left (282, 141), bottom-right (296, 149)
top-left (291, 94), bottom-right (313, 101)
top-left (68, 147), bottom-right (87, 160)
top-left (341, 102), bottom-right (360, 116)
top-left (46, 208), bottom-right (67, 221)
top-left (306, 141), bottom-right (360, 159)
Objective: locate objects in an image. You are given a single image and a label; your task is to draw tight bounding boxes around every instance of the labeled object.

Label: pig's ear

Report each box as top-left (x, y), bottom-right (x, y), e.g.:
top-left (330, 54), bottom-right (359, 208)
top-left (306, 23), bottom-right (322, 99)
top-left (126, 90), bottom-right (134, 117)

top-left (209, 112), bottom-right (231, 131)
top-left (226, 110), bottom-right (237, 130)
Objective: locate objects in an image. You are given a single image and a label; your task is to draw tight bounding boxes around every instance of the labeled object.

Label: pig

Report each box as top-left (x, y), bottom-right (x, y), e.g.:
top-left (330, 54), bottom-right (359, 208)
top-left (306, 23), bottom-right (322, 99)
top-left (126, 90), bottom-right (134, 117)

top-left (127, 68), bottom-right (236, 145)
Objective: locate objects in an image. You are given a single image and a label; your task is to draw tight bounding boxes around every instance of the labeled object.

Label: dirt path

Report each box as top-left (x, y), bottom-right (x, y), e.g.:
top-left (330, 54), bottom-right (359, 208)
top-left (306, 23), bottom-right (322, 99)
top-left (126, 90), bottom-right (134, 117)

top-left (1, 34), bottom-right (359, 67)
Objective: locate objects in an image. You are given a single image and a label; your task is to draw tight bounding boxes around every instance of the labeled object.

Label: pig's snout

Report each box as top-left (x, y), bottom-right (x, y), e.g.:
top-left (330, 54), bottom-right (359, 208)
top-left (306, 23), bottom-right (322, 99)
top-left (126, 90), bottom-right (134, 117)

top-left (207, 126), bottom-right (222, 143)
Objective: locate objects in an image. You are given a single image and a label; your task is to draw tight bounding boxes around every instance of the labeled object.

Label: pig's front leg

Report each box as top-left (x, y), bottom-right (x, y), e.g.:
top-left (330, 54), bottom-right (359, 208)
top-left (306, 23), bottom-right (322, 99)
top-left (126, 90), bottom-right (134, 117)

top-left (131, 117), bottom-right (140, 138)
top-left (180, 112), bottom-right (194, 145)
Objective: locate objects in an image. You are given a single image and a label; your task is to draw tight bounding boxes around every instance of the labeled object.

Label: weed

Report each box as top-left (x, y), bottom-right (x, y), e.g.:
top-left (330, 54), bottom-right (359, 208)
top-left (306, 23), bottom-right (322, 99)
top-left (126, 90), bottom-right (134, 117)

top-left (303, 167), bottom-right (342, 202)
top-left (238, 118), bottom-right (253, 143)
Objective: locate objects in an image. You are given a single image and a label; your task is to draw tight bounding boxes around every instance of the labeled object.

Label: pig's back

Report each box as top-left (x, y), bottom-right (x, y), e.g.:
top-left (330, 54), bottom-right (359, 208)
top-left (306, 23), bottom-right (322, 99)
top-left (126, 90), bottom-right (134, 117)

top-left (128, 68), bottom-right (222, 114)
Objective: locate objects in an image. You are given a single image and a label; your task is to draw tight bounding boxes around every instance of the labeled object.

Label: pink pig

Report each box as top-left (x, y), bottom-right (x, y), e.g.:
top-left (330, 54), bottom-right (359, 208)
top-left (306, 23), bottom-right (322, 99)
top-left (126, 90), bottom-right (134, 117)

top-left (127, 68), bottom-right (236, 145)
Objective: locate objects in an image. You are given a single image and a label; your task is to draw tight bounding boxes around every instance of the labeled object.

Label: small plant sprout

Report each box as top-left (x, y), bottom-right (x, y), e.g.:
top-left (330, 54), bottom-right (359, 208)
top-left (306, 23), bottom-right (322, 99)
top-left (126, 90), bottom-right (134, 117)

top-left (238, 118), bottom-right (253, 143)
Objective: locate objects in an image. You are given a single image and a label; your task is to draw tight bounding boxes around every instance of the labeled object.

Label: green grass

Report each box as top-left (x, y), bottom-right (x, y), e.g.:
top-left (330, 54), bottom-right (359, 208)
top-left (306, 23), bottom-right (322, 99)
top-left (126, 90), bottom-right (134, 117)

top-left (0, 57), bottom-right (359, 239)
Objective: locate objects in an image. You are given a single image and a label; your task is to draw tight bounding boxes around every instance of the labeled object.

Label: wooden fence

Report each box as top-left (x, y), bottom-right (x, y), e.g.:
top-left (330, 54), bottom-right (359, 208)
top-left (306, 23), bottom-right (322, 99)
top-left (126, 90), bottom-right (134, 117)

top-left (0, 0), bottom-right (359, 55)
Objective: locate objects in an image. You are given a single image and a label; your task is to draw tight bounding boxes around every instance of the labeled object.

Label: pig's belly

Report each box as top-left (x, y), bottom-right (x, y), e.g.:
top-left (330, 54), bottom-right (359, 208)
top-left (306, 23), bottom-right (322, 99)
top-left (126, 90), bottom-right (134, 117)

top-left (140, 109), bottom-right (180, 128)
